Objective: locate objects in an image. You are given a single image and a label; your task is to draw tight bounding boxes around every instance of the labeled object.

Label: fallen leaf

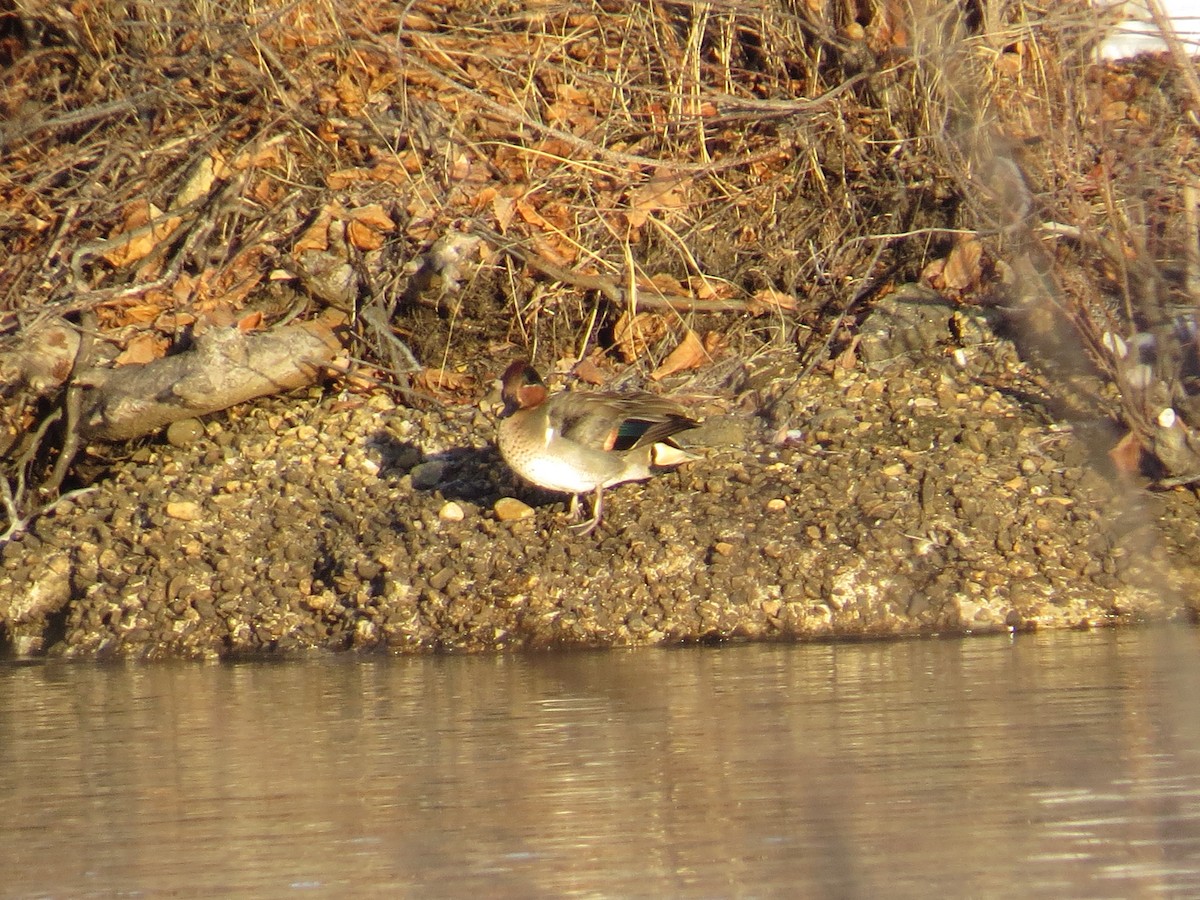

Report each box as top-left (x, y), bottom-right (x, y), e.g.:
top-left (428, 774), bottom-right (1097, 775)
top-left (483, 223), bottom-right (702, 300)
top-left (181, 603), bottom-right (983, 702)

top-left (347, 219), bottom-right (385, 250)
top-left (102, 201), bottom-right (182, 268)
top-left (1108, 430), bottom-right (1145, 477)
top-left (613, 310), bottom-right (668, 362)
top-left (492, 193), bottom-right (516, 232)
top-left (651, 329), bottom-right (706, 380)
top-left (414, 368), bottom-right (476, 397)
top-left (571, 356), bottom-right (607, 385)
top-left (325, 168), bottom-right (371, 190)
top-left (335, 68), bottom-right (368, 115)
top-left (345, 204), bottom-right (396, 251)
top-left (702, 330), bottom-right (726, 353)
top-left (688, 275), bottom-right (729, 300)
top-left (835, 334), bottom-right (861, 370)
top-left (639, 272), bottom-right (687, 295)
top-left (921, 257), bottom-right (947, 287)
top-left (746, 286), bottom-right (798, 316)
top-left (626, 170), bottom-right (690, 229)
top-left (349, 204), bottom-right (396, 232)
top-left (233, 139), bottom-right (283, 171)
top-left (294, 207), bottom-right (336, 254)
top-left (237, 310), bottom-right (264, 333)
top-left (173, 152), bottom-right (221, 209)
top-left (114, 332), bottom-right (169, 367)
top-left (941, 236), bottom-right (984, 292)
top-left (516, 199), bottom-right (549, 229)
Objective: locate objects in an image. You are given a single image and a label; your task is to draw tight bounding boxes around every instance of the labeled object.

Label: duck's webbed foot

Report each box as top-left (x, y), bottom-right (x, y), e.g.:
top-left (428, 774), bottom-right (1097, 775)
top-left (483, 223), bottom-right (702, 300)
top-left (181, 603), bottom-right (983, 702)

top-left (568, 488), bottom-right (604, 535)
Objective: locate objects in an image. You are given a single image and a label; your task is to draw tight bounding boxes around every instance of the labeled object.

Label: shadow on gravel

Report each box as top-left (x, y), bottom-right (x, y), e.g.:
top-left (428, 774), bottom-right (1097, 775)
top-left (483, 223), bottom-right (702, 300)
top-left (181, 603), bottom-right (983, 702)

top-left (366, 429), bottom-right (562, 510)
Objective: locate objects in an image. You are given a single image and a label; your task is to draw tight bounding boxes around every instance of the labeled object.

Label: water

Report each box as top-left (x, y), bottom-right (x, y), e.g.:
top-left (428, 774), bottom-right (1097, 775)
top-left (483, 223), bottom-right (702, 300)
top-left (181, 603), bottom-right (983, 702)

top-left (3, 629), bottom-right (1200, 897)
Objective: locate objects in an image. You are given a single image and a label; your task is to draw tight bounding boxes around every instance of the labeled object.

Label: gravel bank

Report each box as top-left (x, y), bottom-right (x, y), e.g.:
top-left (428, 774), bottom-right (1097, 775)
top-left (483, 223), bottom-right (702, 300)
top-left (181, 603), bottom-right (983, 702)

top-left (2, 303), bottom-right (1198, 657)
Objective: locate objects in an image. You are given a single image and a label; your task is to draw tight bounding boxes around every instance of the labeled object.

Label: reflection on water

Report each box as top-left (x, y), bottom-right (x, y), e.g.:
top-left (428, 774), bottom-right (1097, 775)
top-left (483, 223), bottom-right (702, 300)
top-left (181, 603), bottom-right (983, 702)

top-left (2, 629), bottom-right (1200, 896)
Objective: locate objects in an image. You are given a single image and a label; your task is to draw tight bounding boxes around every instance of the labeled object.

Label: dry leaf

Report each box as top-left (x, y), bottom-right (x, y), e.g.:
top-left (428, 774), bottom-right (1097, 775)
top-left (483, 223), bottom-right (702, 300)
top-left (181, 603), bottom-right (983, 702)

top-left (492, 193), bottom-right (516, 233)
top-left (335, 69), bottom-right (368, 116)
top-left (233, 139), bottom-right (284, 171)
top-left (237, 310), bottom-right (264, 333)
top-left (516, 199), bottom-right (550, 229)
top-left (1108, 430), bottom-right (1145, 477)
top-left (921, 257), bottom-right (947, 287)
top-left (347, 219), bottom-right (385, 251)
top-left (251, 176), bottom-right (285, 206)
top-left (414, 368), bottom-right (476, 397)
top-left (114, 332), bottom-right (169, 367)
top-left (349, 204), bottom-right (395, 232)
top-left (651, 329), bottom-right (706, 380)
top-left (102, 201), bottom-right (182, 268)
top-left (115, 295), bottom-right (172, 326)
top-left (640, 272), bottom-right (687, 295)
top-left (529, 233), bottom-right (576, 266)
top-left (294, 207), bottom-right (336, 254)
top-left (687, 275), bottom-right (729, 300)
top-left (613, 310), bottom-right (668, 362)
top-left (746, 287), bottom-right (798, 316)
top-left (326, 168), bottom-right (371, 190)
top-left (626, 170), bottom-right (690, 229)
top-left (449, 152), bottom-right (472, 181)
top-left (174, 152), bottom-right (220, 209)
top-left (941, 237), bottom-right (983, 292)
top-left (835, 334), bottom-right (861, 370)
top-left (571, 356), bottom-right (607, 385)
top-left (702, 330), bottom-right (726, 353)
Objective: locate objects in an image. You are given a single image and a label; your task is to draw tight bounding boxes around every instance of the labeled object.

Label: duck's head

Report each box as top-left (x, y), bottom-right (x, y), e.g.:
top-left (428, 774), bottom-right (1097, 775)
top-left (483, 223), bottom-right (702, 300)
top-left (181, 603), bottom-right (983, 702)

top-left (499, 360), bottom-right (549, 417)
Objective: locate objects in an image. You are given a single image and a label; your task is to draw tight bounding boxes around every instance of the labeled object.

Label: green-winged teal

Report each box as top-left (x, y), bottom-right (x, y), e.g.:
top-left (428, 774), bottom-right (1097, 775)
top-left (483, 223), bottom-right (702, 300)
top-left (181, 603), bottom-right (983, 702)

top-left (497, 360), bottom-right (699, 534)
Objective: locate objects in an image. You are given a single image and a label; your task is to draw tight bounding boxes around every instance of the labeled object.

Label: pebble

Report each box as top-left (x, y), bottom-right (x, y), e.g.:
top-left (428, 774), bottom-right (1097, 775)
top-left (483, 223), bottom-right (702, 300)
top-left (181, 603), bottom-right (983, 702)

top-left (439, 501), bottom-right (465, 522)
top-left (410, 461), bottom-right (446, 490)
top-left (164, 501), bottom-right (202, 521)
top-left (494, 497), bottom-right (534, 521)
top-left (166, 418), bottom-right (205, 447)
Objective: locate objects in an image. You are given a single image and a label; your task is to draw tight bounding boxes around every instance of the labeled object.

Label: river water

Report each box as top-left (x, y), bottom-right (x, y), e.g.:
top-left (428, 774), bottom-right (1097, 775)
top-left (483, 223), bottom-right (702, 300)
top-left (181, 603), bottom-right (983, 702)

top-left (3, 628), bottom-right (1200, 897)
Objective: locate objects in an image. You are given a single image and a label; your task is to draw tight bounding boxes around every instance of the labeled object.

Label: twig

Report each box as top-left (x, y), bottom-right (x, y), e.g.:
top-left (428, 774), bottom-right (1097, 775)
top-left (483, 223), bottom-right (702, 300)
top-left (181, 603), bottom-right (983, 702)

top-left (394, 39), bottom-right (850, 176)
top-left (0, 486), bottom-right (98, 545)
top-left (14, 407), bottom-right (63, 510)
top-left (42, 312), bottom-right (95, 497)
top-left (470, 225), bottom-right (749, 313)
top-left (0, 95), bottom-right (150, 151)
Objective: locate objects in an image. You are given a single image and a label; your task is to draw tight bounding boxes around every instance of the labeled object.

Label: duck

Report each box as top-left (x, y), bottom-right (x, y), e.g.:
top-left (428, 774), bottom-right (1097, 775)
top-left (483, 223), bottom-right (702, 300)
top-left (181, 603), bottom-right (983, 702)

top-left (497, 360), bottom-right (700, 534)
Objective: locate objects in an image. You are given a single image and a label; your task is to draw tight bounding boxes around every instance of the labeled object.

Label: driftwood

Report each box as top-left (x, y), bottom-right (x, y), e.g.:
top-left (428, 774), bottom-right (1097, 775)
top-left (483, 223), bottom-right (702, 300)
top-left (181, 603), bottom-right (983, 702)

top-left (0, 319), bottom-right (83, 457)
top-left (80, 318), bottom-right (344, 442)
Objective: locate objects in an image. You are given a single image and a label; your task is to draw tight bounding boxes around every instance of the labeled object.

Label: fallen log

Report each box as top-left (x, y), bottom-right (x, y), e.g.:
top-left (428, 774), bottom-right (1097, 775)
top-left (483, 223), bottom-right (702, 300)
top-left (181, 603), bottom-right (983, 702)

top-left (81, 317), bottom-right (344, 442)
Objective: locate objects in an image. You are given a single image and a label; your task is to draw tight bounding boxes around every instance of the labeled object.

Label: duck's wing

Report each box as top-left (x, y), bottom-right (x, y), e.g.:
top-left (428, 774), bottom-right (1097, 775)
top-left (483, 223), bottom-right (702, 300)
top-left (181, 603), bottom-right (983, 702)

top-left (548, 392), bottom-right (699, 452)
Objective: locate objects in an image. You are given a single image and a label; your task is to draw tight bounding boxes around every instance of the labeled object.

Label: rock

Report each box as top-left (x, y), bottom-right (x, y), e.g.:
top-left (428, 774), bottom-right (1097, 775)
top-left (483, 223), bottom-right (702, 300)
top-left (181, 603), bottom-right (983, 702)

top-left (1, 552), bottom-right (71, 625)
top-left (410, 461), bottom-right (447, 490)
top-left (439, 501), bottom-right (465, 522)
top-left (165, 501), bottom-right (202, 521)
top-left (165, 418), bottom-right (206, 448)
top-left (494, 497), bottom-right (534, 521)
top-left (858, 284), bottom-right (953, 365)
top-left (680, 415), bottom-right (749, 448)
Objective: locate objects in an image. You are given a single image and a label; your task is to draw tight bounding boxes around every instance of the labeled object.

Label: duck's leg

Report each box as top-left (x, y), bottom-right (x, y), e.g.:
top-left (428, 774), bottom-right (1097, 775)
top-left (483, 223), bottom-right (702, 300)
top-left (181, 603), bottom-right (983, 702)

top-left (570, 486), bottom-right (605, 535)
